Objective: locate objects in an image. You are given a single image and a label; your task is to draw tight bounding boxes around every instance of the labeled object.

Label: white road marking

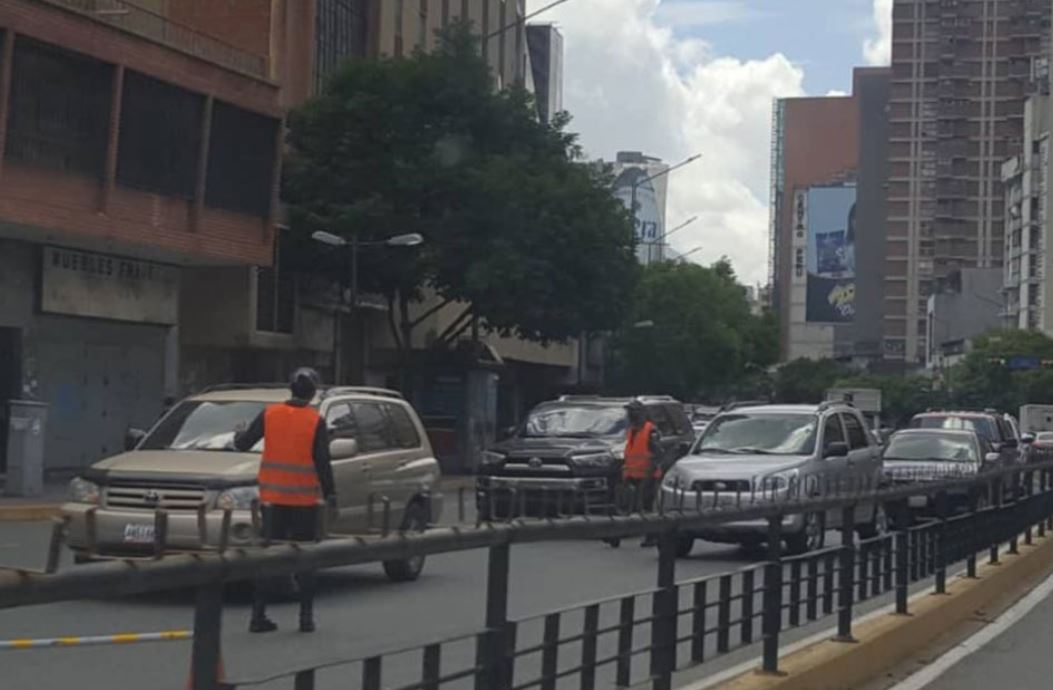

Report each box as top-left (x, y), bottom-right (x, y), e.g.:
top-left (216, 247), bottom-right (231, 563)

top-left (887, 565), bottom-right (1053, 690)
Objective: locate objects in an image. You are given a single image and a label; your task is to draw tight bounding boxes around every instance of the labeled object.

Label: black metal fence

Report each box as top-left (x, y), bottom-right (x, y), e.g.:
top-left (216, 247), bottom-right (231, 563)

top-left (3, 465), bottom-right (1053, 690)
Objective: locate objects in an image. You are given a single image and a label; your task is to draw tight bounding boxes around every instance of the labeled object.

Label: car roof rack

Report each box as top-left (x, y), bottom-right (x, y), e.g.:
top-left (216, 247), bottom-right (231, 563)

top-left (198, 383), bottom-right (404, 399)
top-left (719, 400), bottom-right (771, 412)
top-left (818, 399), bottom-right (855, 412)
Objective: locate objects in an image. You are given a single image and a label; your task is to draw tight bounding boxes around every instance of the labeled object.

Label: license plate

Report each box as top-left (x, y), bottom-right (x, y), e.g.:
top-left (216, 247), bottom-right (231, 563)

top-left (122, 523), bottom-right (156, 544)
top-left (908, 495), bottom-right (929, 508)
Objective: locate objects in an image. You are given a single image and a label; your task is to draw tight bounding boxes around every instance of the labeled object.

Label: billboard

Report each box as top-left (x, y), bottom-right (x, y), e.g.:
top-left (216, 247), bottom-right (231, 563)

top-left (613, 165), bottom-right (666, 264)
top-left (805, 186), bottom-right (856, 323)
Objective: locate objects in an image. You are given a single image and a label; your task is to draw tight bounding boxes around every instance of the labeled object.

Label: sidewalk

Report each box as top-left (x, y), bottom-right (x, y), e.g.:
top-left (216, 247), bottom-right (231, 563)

top-left (0, 475), bottom-right (476, 522)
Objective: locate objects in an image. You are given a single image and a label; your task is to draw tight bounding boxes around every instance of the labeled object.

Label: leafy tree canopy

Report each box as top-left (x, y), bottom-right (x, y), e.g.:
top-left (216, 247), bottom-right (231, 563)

top-left (282, 24), bottom-right (637, 347)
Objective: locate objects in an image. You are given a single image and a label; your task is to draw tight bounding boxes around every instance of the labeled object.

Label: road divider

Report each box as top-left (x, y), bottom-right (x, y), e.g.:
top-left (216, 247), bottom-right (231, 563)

top-left (0, 629), bottom-right (191, 650)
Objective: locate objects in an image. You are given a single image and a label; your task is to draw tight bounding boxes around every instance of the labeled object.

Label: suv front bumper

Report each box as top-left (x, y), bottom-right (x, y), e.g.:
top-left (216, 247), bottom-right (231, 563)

top-left (658, 484), bottom-right (807, 540)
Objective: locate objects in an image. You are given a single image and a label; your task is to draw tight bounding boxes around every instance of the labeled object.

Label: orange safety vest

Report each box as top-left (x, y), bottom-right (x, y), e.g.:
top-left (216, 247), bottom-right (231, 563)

top-left (258, 404), bottom-right (323, 507)
top-left (623, 421), bottom-right (658, 480)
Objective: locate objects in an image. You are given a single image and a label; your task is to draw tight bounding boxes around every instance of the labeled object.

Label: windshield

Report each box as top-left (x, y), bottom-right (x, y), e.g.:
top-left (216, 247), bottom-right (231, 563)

top-left (910, 415), bottom-right (998, 442)
top-left (885, 434), bottom-right (977, 463)
top-left (522, 405), bottom-right (627, 438)
top-left (140, 401), bottom-right (267, 452)
top-left (695, 413), bottom-right (817, 455)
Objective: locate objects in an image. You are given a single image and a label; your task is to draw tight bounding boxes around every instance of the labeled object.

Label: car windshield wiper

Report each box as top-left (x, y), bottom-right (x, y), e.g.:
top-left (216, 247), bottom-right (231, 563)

top-left (733, 447), bottom-right (774, 455)
top-left (697, 447), bottom-right (743, 455)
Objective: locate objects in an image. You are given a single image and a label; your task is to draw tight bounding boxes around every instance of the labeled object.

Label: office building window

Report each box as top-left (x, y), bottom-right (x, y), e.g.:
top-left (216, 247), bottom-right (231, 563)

top-left (482, 0), bottom-right (490, 52)
top-left (418, 0), bottom-right (428, 49)
top-left (395, 0), bottom-right (405, 57)
top-left (462, 0), bottom-right (470, 21)
top-left (205, 101), bottom-right (278, 218)
top-left (256, 233), bottom-right (295, 335)
top-left (315, 0), bottom-right (369, 92)
top-left (442, 0), bottom-right (450, 25)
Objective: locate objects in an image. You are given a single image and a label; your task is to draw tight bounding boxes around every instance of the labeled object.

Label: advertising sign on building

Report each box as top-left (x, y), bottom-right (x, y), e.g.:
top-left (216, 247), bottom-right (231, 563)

top-left (41, 246), bottom-right (179, 325)
top-left (805, 186), bottom-right (856, 323)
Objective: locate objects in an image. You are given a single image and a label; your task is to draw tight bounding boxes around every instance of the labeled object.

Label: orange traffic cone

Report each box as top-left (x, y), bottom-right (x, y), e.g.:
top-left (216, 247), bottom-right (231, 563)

top-left (186, 653), bottom-right (225, 689)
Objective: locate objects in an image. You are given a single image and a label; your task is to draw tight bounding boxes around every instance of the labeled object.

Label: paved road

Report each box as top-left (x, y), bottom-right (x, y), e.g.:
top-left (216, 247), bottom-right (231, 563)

top-left (0, 520), bottom-right (781, 690)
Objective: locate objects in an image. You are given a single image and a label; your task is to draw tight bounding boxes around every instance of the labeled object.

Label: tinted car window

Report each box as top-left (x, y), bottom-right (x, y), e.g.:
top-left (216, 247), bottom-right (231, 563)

top-left (823, 415), bottom-right (846, 447)
top-left (325, 402), bottom-right (358, 440)
top-left (697, 413), bottom-right (817, 455)
top-left (385, 403), bottom-right (421, 449)
top-left (350, 402), bottom-right (393, 453)
top-left (841, 413), bottom-right (868, 449)
top-left (649, 405), bottom-right (676, 436)
top-left (913, 416), bottom-right (998, 444)
top-left (665, 404), bottom-right (692, 435)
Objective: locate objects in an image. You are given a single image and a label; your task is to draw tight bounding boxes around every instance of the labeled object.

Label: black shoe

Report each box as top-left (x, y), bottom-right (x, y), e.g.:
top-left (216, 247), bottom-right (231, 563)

top-left (299, 617), bottom-right (316, 633)
top-left (249, 617), bottom-right (278, 633)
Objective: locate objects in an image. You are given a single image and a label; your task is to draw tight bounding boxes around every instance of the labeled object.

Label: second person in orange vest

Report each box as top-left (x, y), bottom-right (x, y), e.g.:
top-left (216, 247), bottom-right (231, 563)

top-left (623, 400), bottom-right (663, 546)
top-left (234, 367), bottom-right (336, 634)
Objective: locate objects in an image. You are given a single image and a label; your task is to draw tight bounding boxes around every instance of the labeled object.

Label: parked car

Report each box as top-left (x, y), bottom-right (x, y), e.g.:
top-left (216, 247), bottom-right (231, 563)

top-left (476, 395), bottom-right (695, 519)
top-left (1029, 431), bottom-right (1053, 463)
top-left (661, 402), bottom-right (885, 556)
top-left (63, 385), bottom-right (443, 582)
top-left (881, 429), bottom-right (999, 520)
top-left (908, 410), bottom-right (1025, 468)
top-left (688, 405), bottom-right (720, 438)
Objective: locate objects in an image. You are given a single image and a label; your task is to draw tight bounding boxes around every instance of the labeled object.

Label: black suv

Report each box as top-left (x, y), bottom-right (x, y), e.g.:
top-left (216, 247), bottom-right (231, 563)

top-left (476, 396), bottom-right (695, 519)
top-left (908, 410), bottom-right (1025, 468)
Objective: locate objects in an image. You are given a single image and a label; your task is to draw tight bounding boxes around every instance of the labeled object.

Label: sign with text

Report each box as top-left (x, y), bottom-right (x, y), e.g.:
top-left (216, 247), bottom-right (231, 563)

top-left (41, 247), bottom-right (179, 325)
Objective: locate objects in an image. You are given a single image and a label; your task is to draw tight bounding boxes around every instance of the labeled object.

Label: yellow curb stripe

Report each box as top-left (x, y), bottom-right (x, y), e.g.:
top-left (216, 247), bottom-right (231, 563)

top-left (0, 630), bottom-right (191, 650)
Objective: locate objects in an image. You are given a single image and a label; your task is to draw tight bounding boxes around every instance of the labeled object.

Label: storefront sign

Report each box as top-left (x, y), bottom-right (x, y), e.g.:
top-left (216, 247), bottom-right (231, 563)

top-left (41, 247), bottom-right (179, 325)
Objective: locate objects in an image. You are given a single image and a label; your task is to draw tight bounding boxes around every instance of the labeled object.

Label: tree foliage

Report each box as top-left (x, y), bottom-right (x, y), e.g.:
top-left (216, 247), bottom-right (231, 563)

top-left (772, 358), bottom-right (849, 404)
top-left (282, 25), bottom-right (637, 349)
top-left (609, 261), bottom-right (777, 400)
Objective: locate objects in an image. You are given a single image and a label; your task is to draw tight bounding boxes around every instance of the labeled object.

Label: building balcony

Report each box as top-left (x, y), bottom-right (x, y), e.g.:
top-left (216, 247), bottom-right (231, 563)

top-left (40, 0), bottom-right (267, 79)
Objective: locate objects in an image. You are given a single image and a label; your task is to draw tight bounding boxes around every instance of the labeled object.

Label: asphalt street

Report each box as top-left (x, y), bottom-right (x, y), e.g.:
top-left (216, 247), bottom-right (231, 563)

top-left (0, 518), bottom-right (785, 690)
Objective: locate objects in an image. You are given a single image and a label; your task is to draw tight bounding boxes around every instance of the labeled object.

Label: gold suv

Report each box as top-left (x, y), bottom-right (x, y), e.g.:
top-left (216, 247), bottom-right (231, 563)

top-left (63, 385), bottom-right (443, 582)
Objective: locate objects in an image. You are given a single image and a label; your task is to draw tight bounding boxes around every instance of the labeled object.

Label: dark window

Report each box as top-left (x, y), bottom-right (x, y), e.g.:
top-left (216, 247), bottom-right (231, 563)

top-left (205, 101), bottom-right (277, 217)
top-left (665, 404), bottom-right (691, 436)
top-left (117, 71), bottom-right (203, 199)
top-left (325, 403), bottom-right (358, 439)
top-left (314, 0), bottom-right (369, 92)
top-left (418, 0), bottom-right (428, 47)
top-left (841, 413), bottom-right (869, 449)
top-left (498, 0), bottom-right (507, 76)
top-left (386, 403), bottom-right (421, 448)
top-left (823, 415), bottom-right (846, 446)
top-left (442, 0), bottom-right (450, 25)
top-left (481, 0), bottom-right (490, 52)
top-left (462, 0), bottom-right (470, 21)
top-left (5, 38), bottom-right (111, 176)
top-left (351, 402), bottom-right (392, 452)
top-left (648, 405), bottom-right (675, 436)
top-left (394, 0), bottom-right (405, 56)
top-left (256, 232), bottom-right (295, 334)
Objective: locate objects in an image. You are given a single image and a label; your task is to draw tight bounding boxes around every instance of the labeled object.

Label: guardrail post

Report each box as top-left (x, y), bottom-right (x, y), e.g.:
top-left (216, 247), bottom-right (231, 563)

top-left (1038, 470), bottom-right (1047, 539)
top-left (650, 528), bottom-right (678, 690)
top-left (478, 542), bottom-right (512, 690)
top-left (895, 501), bottom-right (910, 614)
top-left (761, 515), bottom-right (783, 674)
top-left (836, 504), bottom-right (856, 642)
top-left (190, 581), bottom-right (224, 690)
top-left (934, 491), bottom-right (948, 595)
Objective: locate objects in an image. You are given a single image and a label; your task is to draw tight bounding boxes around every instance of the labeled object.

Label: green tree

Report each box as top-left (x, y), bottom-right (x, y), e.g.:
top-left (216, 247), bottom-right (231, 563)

top-left (608, 261), bottom-right (774, 400)
top-left (953, 330), bottom-right (1053, 412)
top-left (773, 358), bottom-right (848, 404)
top-left (282, 25), bottom-right (637, 354)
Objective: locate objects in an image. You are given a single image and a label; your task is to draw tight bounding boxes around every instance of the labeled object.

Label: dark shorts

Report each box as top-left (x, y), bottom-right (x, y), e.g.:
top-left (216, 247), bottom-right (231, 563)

top-left (264, 505), bottom-right (321, 542)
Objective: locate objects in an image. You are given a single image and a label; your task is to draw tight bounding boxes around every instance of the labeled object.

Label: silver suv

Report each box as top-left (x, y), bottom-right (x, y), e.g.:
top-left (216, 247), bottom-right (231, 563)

top-left (660, 402), bottom-right (884, 556)
top-left (63, 385), bottom-right (443, 582)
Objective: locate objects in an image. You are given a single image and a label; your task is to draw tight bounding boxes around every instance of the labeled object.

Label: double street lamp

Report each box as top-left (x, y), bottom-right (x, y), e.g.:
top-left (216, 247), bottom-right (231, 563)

top-left (627, 153), bottom-right (701, 263)
top-left (311, 230), bottom-right (424, 383)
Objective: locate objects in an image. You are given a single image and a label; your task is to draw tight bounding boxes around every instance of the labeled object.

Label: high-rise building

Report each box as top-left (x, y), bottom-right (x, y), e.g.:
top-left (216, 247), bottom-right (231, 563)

top-left (1002, 94), bottom-right (1052, 332)
top-left (611, 152), bottom-right (670, 265)
top-left (884, 0), bottom-right (1052, 364)
top-left (769, 94), bottom-right (859, 360)
top-left (526, 24), bottom-right (564, 123)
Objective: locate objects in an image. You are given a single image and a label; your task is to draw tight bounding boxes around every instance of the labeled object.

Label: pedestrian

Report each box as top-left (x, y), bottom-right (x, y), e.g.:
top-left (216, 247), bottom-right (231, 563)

top-left (234, 367), bottom-right (336, 633)
top-left (622, 400), bottom-right (663, 547)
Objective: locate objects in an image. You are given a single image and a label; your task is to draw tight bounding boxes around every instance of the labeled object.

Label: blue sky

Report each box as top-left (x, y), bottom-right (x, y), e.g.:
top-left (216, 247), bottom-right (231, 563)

top-left (652, 0), bottom-right (880, 95)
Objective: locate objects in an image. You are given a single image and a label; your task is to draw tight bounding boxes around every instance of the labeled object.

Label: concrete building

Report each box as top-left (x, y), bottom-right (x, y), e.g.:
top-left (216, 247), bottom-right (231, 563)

top-left (611, 151), bottom-right (670, 265)
top-left (926, 268), bottom-right (1003, 372)
top-left (770, 92), bottom-right (859, 361)
top-left (1002, 94), bottom-right (1052, 332)
top-left (0, 0), bottom-right (284, 472)
top-left (526, 23), bottom-right (563, 123)
top-left (885, 0), bottom-right (1052, 364)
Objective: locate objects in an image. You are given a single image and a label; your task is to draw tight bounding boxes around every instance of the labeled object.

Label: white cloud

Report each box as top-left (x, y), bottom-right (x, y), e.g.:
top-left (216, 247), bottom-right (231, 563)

top-left (863, 0), bottom-right (892, 66)
top-left (653, 0), bottom-right (764, 28)
top-left (527, 0), bottom-right (804, 284)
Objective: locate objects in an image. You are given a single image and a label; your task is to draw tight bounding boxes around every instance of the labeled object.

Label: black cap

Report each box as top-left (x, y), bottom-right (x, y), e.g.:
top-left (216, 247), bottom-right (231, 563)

top-left (290, 367), bottom-right (321, 401)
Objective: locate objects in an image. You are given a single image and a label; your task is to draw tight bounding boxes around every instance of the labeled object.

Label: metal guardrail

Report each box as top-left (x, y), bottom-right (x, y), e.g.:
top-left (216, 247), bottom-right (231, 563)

top-left (2, 463), bottom-right (1053, 690)
top-left (39, 0), bottom-right (269, 79)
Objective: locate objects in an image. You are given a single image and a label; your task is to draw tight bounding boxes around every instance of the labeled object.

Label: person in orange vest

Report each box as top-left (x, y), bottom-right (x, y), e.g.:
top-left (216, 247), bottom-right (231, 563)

top-left (623, 400), bottom-right (663, 546)
top-left (234, 367), bottom-right (336, 633)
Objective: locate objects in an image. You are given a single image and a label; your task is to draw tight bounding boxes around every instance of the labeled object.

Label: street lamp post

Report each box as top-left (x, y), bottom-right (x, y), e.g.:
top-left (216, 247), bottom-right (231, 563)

top-left (668, 245), bottom-right (704, 263)
top-left (312, 231), bottom-right (424, 384)
top-left (629, 153), bottom-right (701, 263)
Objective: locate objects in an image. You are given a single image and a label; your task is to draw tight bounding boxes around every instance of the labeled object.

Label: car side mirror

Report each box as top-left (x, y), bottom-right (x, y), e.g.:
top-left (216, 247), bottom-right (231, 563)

top-left (124, 428), bottom-right (146, 451)
top-left (1022, 434), bottom-right (1035, 445)
top-left (984, 452), bottom-right (1001, 464)
top-left (824, 441), bottom-right (849, 459)
top-left (330, 438), bottom-right (359, 460)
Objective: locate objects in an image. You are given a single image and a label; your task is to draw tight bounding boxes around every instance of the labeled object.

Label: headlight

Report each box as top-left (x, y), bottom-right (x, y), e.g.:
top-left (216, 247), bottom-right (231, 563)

top-left (571, 452), bottom-right (616, 468)
top-left (216, 486), bottom-right (259, 511)
top-left (611, 444), bottom-right (626, 461)
top-left (68, 477), bottom-right (99, 504)
top-left (480, 450), bottom-right (506, 468)
top-left (756, 469), bottom-right (800, 493)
